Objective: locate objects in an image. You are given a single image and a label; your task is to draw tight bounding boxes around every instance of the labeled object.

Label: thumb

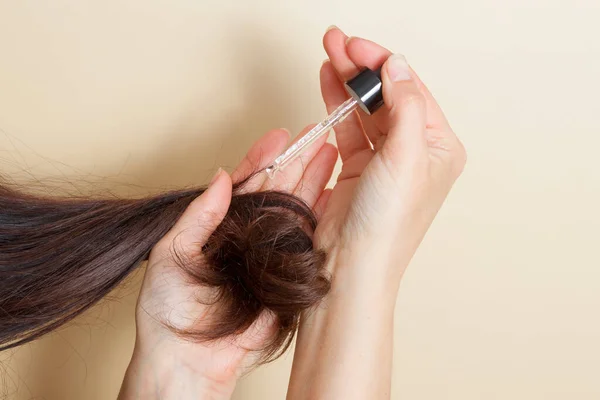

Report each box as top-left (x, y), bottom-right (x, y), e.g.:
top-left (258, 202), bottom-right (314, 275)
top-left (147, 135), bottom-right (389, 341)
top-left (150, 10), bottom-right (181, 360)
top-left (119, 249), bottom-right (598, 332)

top-left (381, 54), bottom-right (428, 158)
top-left (169, 168), bottom-right (233, 253)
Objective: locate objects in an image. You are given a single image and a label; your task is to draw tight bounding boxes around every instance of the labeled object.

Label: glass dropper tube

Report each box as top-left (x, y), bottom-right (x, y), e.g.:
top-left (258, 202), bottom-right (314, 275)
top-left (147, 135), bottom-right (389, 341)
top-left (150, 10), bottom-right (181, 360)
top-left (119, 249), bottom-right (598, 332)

top-left (264, 65), bottom-right (384, 179)
top-left (265, 97), bottom-right (358, 179)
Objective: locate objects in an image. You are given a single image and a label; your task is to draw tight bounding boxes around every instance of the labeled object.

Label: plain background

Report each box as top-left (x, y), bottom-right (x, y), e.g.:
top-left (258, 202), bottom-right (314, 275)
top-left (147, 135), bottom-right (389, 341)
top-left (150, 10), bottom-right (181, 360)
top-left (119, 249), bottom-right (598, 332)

top-left (0, 0), bottom-right (599, 399)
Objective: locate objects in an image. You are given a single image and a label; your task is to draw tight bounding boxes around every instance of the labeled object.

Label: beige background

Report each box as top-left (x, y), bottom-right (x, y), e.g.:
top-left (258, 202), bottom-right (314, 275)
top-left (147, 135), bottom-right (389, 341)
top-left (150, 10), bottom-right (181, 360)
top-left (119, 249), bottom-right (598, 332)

top-left (0, 0), bottom-right (599, 399)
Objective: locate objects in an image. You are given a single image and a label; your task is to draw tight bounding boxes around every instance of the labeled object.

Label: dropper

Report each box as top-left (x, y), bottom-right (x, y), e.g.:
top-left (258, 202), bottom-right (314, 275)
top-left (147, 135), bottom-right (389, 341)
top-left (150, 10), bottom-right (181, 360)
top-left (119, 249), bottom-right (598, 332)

top-left (265, 66), bottom-right (384, 178)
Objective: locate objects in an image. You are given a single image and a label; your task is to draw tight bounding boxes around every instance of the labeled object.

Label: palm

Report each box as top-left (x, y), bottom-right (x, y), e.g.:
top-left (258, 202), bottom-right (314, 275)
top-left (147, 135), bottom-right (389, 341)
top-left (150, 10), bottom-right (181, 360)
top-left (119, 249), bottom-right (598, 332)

top-left (137, 125), bottom-right (338, 386)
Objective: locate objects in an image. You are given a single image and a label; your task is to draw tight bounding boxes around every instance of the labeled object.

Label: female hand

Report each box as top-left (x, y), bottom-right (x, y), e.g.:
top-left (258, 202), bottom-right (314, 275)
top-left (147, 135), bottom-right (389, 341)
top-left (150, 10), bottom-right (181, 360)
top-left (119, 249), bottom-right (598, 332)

top-left (119, 127), bottom-right (338, 400)
top-left (287, 28), bottom-right (466, 399)
top-left (315, 28), bottom-right (467, 286)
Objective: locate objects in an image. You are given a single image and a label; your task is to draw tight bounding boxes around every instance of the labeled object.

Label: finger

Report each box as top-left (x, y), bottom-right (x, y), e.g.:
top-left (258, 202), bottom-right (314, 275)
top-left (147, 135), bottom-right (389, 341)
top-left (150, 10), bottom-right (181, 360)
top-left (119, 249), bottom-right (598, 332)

top-left (322, 26), bottom-right (359, 79)
top-left (346, 37), bottom-right (451, 130)
top-left (231, 128), bottom-right (291, 193)
top-left (199, 311), bottom-right (278, 380)
top-left (322, 27), bottom-right (381, 143)
top-left (313, 188), bottom-right (332, 222)
top-left (320, 61), bottom-right (372, 161)
top-left (292, 143), bottom-right (338, 208)
top-left (235, 311), bottom-right (278, 352)
top-left (233, 311), bottom-right (279, 376)
top-left (162, 169), bottom-right (233, 257)
top-left (381, 54), bottom-right (428, 160)
top-left (261, 125), bottom-right (328, 193)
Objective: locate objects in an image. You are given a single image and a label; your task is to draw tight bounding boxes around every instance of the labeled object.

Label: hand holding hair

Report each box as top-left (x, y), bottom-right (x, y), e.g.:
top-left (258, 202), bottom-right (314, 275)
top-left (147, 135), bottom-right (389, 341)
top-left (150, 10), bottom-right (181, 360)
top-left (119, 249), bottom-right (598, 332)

top-left (0, 126), bottom-right (337, 399)
top-left (119, 128), bottom-right (338, 399)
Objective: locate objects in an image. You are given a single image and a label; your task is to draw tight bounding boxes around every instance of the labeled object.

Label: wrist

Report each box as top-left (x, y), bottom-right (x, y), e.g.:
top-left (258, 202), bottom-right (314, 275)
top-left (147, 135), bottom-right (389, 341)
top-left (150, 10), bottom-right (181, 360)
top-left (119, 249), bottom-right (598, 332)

top-left (119, 339), bottom-right (237, 400)
top-left (326, 237), bottom-right (412, 297)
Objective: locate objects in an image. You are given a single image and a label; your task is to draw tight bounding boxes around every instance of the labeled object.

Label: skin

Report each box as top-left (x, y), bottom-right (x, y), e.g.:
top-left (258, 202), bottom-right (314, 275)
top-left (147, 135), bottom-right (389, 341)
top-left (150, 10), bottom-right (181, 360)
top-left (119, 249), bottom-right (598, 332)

top-left (119, 27), bottom-right (466, 400)
top-left (119, 128), bottom-right (338, 399)
top-left (287, 27), bottom-right (466, 399)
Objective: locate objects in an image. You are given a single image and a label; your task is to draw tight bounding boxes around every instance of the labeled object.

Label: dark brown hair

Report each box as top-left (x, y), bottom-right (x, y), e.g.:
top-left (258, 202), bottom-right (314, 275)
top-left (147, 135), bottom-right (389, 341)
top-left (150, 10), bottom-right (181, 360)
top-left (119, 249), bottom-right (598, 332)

top-left (0, 174), bottom-right (330, 362)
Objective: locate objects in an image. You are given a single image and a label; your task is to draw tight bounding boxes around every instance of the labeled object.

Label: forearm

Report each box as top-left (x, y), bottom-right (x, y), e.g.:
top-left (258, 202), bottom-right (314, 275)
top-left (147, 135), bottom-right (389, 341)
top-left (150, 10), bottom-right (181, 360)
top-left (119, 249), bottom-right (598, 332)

top-left (287, 243), bottom-right (403, 400)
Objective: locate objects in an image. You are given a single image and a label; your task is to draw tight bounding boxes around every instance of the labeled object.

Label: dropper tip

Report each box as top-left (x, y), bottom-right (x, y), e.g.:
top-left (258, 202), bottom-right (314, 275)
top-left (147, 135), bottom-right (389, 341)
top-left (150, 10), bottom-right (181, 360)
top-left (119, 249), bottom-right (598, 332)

top-left (265, 165), bottom-right (277, 179)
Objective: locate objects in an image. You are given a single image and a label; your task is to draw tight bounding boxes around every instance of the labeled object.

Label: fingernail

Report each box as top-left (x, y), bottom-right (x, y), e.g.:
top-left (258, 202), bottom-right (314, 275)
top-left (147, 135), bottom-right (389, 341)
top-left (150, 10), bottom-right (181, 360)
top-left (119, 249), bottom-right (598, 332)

top-left (280, 128), bottom-right (292, 139)
top-left (387, 54), bottom-right (411, 82)
top-left (322, 59), bottom-right (330, 66)
top-left (345, 36), bottom-right (356, 46)
top-left (209, 168), bottom-right (223, 187)
top-left (326, 25), bottom-right (338, 33)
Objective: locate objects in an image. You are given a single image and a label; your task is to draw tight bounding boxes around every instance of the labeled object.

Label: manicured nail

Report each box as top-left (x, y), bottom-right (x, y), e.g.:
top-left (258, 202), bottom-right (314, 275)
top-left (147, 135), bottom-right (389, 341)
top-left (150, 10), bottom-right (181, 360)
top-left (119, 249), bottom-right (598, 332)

top-left (326, 25), bottom-right (338, 33)
top-left (209, 168), bottom-right (223, 187)
top-left (387, 54), bottom-right (411, 82)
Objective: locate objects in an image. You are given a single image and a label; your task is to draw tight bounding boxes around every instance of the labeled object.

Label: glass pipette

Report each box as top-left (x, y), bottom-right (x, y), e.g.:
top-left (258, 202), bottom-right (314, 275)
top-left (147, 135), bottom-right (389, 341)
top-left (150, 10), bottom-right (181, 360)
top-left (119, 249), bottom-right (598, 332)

top-left (265, 66), bottom-right (384, 179)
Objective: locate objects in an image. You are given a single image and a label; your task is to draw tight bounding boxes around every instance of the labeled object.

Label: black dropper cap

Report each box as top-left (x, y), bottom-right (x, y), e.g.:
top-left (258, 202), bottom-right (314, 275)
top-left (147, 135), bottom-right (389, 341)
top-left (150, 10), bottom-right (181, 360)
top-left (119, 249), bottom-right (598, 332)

top-left (344, 66), bottom-right (384, 115)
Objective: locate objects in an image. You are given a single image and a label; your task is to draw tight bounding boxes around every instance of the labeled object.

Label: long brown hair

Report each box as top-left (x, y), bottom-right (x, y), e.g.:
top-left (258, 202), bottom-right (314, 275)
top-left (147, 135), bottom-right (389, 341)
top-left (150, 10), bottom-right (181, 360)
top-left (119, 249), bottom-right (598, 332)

top-left (0, 174), bottom-right (330, 361)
